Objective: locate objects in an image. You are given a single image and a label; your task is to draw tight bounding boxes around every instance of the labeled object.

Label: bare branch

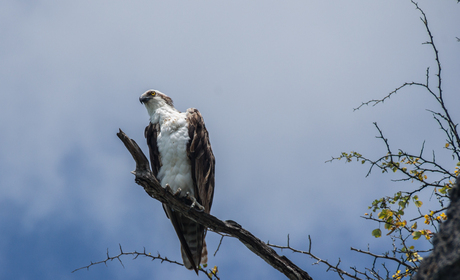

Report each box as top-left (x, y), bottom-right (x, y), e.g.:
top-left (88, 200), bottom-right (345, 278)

top-left (72, 246), bottom-right (184, 272)
top-left (72, 245), bottom-right (218, 279)
top-left (412, 0), bottom-right (460, 156)
top-left (354, 1), bottom-right (460, 160)
top-left (350, 247), bottom-right (414, 270)
top-left (214, 234), bottom-right (225, 257)
top-left (353, 82), bottom-right (432, 111)
top-left (268, 235), bottom-right (371, 280)
top-left (116, 129), bottom-right (312, 280)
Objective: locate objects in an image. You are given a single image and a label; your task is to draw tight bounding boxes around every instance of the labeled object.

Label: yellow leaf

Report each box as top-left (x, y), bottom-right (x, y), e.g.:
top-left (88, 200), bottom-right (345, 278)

top-left (440, 212), bottom-right (447, 220)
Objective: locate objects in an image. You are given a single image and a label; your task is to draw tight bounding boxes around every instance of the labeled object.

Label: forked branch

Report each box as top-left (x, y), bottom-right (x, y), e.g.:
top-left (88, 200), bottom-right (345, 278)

top-left (116, 129), bottom-right (312, 280)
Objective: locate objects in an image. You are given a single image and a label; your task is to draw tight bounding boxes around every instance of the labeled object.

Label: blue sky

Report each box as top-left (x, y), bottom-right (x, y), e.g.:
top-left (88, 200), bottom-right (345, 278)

top-left (1, 1), bottom-right (459, 279)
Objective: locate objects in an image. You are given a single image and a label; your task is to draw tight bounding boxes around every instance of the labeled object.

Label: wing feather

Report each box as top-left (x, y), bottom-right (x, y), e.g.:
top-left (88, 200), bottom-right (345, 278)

top-left (144, 123), bottom-right (161, 178)
top-left (186, 108), bottom-right (215, 215)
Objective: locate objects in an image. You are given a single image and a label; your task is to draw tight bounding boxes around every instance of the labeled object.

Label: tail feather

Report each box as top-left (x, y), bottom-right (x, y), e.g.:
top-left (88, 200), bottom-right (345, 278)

top-left (164, 205), bottom-right (208, 273)
top-left (181, 246), bottom-right (194, 270)
top-left (201, 239), bottom-right (208, 265)
top-left (181, 239), bottom-right (208, 270)
top-left (179, 215), bottom-right (207, 272)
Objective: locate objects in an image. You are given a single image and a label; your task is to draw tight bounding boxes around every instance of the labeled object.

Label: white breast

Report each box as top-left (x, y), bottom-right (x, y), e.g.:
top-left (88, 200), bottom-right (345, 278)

top-left (156, 112), bottom-right (195, 197)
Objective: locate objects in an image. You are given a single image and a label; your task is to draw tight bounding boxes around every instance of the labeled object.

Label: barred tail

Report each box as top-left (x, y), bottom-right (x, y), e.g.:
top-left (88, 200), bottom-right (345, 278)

top-left (179, 216), bottom-right (207, 271)
top-left (181, 241), bottom-right (208, 270)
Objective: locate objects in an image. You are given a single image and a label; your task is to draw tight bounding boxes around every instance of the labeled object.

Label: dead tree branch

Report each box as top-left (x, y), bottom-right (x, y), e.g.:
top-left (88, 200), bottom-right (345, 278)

top-left (116, 129), bottom-right (312, 280)
top-left (72, 244), bottom-right (219, 279)
top-left (268, 235), bottom-right (367, 280)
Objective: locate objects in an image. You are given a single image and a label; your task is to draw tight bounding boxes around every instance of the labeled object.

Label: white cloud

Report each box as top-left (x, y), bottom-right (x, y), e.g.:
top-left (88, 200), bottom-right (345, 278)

top-left (0, 0), bottom-right (459, 279)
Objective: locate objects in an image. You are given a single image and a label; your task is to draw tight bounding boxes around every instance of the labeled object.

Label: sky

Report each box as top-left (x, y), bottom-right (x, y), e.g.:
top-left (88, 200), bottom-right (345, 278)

top-left (1, 0), bottom-right (459, 279)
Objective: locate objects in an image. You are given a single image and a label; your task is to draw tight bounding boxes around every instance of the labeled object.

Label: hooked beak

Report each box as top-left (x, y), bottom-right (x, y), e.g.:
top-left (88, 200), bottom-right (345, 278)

top-left (139, 96), bottom-right (152, 104)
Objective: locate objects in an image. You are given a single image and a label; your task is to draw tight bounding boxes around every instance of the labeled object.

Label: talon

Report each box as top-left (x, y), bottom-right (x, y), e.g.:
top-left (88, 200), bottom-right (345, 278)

top-left (185, 192), bottom-right (205, 212)
top-left (165, 184), bottom-right (182, 196)
top-left (165, 184), bottom-right (173, 193)
top-left (173, 188), bottom-right (182, 196)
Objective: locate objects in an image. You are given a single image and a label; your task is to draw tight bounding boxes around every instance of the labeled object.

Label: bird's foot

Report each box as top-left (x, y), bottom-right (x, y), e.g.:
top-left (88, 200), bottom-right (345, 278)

top-left (165, 184), bottom-right (182, 197)
top-left (185, 192), bottom-right (205, 212)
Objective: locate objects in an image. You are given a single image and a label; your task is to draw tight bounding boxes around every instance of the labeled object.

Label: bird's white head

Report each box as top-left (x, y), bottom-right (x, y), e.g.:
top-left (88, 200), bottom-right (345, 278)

top-left (139, 89), bottom-right (176, 118)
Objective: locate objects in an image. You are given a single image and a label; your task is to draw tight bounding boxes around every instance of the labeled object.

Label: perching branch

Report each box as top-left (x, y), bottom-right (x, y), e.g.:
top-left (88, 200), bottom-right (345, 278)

top-left (116, 129), bottom-right (313, 280)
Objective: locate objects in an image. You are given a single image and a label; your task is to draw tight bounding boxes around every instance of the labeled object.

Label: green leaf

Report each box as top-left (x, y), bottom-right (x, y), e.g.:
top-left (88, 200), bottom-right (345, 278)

top-left (384, 218), bottom-right (393, 230)
top-left (415, 200), bottom-right (423, 207)
top-left (372, 228), bottom-right (382, 238)
top-left (413, 231), bottom-right (422, 240)
top-left (378, 211), bottom-right (385, 219)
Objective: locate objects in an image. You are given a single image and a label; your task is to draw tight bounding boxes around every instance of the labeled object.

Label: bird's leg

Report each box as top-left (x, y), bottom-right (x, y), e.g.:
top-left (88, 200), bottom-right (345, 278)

top-left (165, 184), bottom-right (182, 196)
top-left (165, 184), bottom-right (203, 211)
top-left (185, 192), bottom-right (205, 212)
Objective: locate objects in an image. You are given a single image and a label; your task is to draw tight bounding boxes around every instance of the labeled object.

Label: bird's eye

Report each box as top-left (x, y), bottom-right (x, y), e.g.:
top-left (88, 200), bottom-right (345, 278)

top-left (150, 91), bottom-right (156, 96)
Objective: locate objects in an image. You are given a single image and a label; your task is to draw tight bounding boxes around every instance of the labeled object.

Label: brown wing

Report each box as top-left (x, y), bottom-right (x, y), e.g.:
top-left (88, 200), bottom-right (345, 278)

top-left (186, 108), bottom-right (215, 215)
top-left (145, 120), bottom-right (204, 274)
top-left (144, 122), bottom-right (161, 178)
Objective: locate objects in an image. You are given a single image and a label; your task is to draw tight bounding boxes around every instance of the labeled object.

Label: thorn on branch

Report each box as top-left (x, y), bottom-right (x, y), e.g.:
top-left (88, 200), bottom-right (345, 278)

top-left (268, 236), bottom-right (367, 279)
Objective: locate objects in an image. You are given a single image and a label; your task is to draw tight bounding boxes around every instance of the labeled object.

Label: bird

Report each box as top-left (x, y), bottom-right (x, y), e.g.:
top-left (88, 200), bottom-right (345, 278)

top-left (139, 89), bottom-right (215, 274)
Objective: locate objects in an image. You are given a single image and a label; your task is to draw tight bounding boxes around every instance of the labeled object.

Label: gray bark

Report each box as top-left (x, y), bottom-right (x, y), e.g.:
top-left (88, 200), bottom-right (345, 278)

top-left (415, 176), bottom-right (460, 280)
top-left (117, 129), bottom-right (313, 280)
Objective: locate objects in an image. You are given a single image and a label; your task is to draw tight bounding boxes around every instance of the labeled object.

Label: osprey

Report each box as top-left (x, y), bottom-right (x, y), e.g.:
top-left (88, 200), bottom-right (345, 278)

top-left (139, 89), bottom-right (215, 274)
